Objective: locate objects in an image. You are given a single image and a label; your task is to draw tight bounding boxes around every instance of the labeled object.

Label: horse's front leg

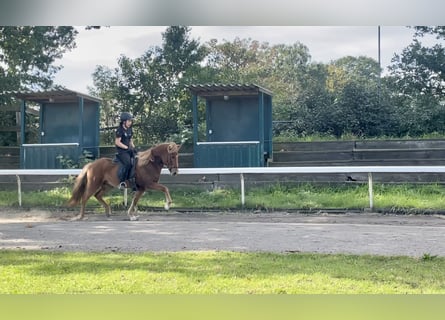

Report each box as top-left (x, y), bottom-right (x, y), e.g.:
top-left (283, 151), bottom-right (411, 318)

top-left (148, 183), bottom-right (172, 210)
top-left (127, 190), bottom-right (144, 221)
top-left (163, 187), bottom-right (172, 210)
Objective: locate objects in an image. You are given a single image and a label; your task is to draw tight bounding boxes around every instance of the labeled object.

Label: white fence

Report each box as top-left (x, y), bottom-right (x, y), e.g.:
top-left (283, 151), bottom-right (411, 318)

top-left (1, 166), bottom-right (445, 209)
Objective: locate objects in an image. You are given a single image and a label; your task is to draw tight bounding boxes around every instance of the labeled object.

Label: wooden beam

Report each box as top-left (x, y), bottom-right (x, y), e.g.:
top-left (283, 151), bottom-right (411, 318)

top-left (0, 105), bottom-right (39, 116)
top-left (0, 126), bottom-right (21, 132)
top-left (196, 90), bottom-right (258, 98)
top-left (1, 105), bottom-right (20, 112)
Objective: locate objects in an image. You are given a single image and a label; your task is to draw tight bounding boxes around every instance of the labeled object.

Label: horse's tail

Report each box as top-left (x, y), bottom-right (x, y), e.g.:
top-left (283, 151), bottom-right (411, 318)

top-left (68, 163), bottom-right (91, 206)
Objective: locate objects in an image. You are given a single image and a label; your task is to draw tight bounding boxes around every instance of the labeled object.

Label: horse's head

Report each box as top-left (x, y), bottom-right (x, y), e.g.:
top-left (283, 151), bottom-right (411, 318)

top-left (138, 142), bottom-right (181, 175)
top-left (164, 142), bottom-right (181, 175)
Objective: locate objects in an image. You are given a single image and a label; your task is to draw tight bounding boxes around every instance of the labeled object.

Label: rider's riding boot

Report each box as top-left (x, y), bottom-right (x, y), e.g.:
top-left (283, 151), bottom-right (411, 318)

top-left (128, 178), bottom-right (137, 191)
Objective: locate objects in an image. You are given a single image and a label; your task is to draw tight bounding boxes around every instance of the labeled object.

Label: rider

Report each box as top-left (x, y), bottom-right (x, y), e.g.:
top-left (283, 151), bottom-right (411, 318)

top-left (115, 112), bottom-right (137, 191)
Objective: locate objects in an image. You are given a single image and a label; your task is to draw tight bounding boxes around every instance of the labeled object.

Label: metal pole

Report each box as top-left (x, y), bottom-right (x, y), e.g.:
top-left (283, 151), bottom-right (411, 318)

top-left (20, 100), bottom-right (26, 168)
top-left (16, 175), bottom-right (22, 207)
top-left (368, 172), bottom-right (374, 210)
top-left (377, 26), bottom-right (381, 108)
top-left (378, 26), bottom-right (381, 68)
top-left (240, 173), bottom-right (245, 206)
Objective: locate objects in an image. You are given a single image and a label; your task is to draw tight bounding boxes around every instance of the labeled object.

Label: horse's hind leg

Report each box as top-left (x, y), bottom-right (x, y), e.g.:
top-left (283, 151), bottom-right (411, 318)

top-left (71, 187), bottom-right (93, 221)
top-left (76, 195), bottom-right (92, 220)
top-left (76, 199), bottom-right (87, 220)
top-left (75, 178), bottom-right (101, 220)
top-left (127, 190), bottom-right (144, 221)
top-left (94, 184), bottom-right (113, 217)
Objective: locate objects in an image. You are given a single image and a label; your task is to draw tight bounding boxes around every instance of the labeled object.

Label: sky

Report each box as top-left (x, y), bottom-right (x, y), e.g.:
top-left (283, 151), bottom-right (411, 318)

top-left (52, 26), bottom-right (441, 94)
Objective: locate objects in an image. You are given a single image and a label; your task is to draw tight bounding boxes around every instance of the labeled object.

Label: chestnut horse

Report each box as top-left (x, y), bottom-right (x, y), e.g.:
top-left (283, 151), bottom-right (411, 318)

top-left (68, 142), bottom-right (181, 221)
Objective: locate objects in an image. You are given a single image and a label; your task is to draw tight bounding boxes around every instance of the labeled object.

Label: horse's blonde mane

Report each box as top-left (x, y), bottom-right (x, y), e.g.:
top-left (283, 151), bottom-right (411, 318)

top-left (137, 148), bottom-right (153, 166)
top-left (137, 142), bottom-right (180, 167)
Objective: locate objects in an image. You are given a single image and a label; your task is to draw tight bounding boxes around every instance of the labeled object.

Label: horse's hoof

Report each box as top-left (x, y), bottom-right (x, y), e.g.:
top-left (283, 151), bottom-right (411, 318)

top-left (129, 215), bottom-right (139, 221)
top-left (71, 215), bottom-right (86, 221)
top-left (164, 204), bottom-right (170, 210)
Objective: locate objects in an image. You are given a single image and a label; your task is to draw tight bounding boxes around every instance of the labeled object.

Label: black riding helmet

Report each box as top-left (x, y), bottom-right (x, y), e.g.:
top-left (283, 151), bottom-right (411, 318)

top-left (120, 112), bottom-right (134, 122)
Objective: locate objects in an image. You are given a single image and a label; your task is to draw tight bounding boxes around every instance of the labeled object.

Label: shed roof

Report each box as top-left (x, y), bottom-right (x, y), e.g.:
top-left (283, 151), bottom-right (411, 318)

top-left (16, 89), bottom-right (102, 104)
top-left (188, 83), bottom-right (273, 97)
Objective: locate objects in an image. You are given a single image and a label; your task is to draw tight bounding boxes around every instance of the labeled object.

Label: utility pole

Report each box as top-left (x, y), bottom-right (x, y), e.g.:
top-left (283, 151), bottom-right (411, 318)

top-left (378, 26), bottom-right (381, 107)
top-left (378, 26), bottom-right (381, 69)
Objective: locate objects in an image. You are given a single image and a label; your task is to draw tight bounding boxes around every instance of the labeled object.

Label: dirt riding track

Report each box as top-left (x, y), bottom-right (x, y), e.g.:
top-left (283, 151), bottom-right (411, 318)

top-left (1, 209), bottom-right (445, 257)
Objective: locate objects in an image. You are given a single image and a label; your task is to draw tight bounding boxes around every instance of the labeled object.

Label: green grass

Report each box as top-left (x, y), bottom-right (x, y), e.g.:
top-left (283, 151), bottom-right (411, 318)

top-left (2, 183), bottom-right (445, 213)
top-left (2, 184), bottom-right (445, 294)
top-left (1, 250), bottom-right (444, 294)
top-left (273, 132), bottom-right (445, 142)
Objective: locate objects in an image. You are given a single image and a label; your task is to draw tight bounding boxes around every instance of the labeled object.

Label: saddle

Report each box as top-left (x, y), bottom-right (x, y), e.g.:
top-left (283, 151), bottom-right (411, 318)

top-left (113, 153), bottom-right (138, 189)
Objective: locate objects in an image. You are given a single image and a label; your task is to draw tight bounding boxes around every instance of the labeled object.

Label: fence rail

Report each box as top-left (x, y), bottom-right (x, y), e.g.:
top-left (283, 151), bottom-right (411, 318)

top-left (2, 166), bottom-right (445, 209)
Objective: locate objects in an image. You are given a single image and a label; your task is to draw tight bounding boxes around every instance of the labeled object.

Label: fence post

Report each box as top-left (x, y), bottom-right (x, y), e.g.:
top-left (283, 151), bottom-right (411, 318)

top-left (240, 173), bottom-right (245, 207)
top-left (368, 172), bottom-right (374, 210)
top-left (16, 175), bottom-right (22, 207)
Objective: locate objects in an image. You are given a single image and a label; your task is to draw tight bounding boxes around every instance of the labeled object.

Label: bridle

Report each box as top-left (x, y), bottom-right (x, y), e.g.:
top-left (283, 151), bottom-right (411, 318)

top-left (165, 152), bottom-right (178, 172)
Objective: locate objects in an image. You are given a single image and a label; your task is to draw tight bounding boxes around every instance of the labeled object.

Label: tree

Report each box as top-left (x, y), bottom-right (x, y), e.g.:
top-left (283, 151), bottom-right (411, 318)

top-left (387, 26), bottom-right (445, 136)
top-left (389, 39), bottom-right (445, 99)
top-left (260, 43), bottom-right (312, 126)
top-left (324, 56), bottom-right (394, 137)
top-left (205, 37), bottom-right (265, 83)
top-left (0, 26), bottom-right (77, 95)
top-left (413, 26), bottom-right (445, 39)
top-left (289, 56), bottom-right (396, 138)
top-left (204, 38), bottom-right (313, 135)
top-left (203, 39), bottom-right (397, 138)
top-left (0, 26), bottom-right (77, 145)
top-left (91, 26), bottom-right (207, 145)
top-left (279, 62), bottom-right (332, 137)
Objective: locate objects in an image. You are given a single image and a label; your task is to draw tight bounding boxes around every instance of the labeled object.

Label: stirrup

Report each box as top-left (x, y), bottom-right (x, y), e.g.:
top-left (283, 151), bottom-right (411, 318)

top-left (118, 182), bottom-right (127, 190)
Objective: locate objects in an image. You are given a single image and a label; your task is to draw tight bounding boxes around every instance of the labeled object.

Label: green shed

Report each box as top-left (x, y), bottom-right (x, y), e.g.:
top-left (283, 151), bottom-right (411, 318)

top-left (189, 84), bottom-right (273, 167)
top-left (17, 89), bottom-right (101, 169)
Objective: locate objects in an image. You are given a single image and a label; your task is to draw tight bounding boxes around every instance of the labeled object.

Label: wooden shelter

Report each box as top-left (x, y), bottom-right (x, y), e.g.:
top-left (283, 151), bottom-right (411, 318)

top-left (189, 84), bottom-right (273, 167)
top-left (16, 89), bottom-right (101, 169)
